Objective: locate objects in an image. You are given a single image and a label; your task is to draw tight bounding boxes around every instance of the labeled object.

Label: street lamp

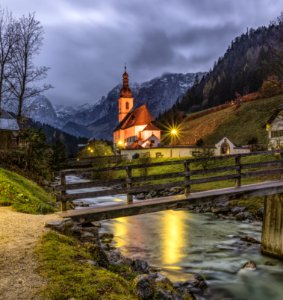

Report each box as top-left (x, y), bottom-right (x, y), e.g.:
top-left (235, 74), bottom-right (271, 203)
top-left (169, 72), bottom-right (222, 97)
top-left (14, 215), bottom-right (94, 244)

top-left (171, 128), bottom-right (178, 136)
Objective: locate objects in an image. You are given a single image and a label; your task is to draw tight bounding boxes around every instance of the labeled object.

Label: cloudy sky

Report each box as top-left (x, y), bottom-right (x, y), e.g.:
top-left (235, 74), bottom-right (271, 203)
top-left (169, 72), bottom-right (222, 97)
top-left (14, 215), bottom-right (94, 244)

top-left (1, 0), bottom-right (282, 106)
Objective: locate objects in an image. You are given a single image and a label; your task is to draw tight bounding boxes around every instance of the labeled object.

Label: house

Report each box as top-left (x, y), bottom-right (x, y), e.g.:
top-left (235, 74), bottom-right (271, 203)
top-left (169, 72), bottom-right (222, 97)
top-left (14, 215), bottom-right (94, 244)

top-left (113, 68), bottom-right (161, 149)
top-left (0, 110), bottom-right (20, 150)
top-left (214, 137), bottom-right (250, 156)
top-left (266, 104), bottom-right (283, 149)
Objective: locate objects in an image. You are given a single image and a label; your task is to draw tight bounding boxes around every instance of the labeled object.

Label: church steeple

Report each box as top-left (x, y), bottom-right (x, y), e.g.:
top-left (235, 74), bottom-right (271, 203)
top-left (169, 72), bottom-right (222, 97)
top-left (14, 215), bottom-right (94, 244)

top-left (120, 65), bottom-right (132, 98)
top-left (118, 65), bottom-right (134, 123)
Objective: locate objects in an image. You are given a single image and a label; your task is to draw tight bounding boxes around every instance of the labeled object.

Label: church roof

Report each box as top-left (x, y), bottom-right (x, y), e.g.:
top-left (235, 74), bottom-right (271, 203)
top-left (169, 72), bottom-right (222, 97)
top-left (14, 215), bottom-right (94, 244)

top-left (142, 122), bottom-right (160, 131)
top-left (114, 104), bottom-right (153, 132)
top-left (0, 110), bottom-right (19, 131)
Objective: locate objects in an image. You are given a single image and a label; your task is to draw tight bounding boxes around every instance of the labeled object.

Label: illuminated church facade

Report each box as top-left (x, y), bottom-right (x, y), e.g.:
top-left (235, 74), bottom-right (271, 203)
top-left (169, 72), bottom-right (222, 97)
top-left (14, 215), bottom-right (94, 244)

top-left (113, 68), bottom-right (161, 149)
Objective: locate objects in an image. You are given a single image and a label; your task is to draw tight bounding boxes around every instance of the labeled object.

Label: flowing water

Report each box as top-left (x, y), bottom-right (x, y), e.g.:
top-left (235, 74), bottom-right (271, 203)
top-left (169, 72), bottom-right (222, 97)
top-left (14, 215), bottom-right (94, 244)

top-left (68, 176), bottom-right (283, 300)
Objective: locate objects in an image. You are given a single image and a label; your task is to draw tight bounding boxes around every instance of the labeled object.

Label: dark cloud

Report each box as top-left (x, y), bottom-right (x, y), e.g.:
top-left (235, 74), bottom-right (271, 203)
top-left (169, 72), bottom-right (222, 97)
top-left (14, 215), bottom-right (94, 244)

top-left (1, 0), bottom-right (282, 105)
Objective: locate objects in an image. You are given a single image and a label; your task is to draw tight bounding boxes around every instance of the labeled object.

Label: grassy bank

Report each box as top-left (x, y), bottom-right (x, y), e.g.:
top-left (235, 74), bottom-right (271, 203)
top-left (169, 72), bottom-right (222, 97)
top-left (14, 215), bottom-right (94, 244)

top-left (36, 231), bottom-right (137, 300)
top-left (0, 168), bottom-right (55, 214)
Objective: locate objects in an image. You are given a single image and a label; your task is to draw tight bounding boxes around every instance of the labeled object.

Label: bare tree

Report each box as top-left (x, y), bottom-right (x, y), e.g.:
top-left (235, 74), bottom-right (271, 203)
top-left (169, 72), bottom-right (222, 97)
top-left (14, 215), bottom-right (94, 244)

top-left (0, 9), bottom-right (17, 113)
top-left (7, 13), bottom-right (51, 122)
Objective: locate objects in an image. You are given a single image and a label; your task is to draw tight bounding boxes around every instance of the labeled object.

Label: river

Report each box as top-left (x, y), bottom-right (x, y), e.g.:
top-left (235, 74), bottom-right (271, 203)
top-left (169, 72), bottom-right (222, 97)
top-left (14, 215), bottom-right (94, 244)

top-left (68, 176), bottom-right (283, 300)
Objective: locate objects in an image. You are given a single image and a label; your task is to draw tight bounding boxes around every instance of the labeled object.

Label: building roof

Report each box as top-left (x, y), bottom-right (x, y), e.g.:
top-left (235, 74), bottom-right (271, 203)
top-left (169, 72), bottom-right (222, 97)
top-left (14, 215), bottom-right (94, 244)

top-left (266, 104), bottom-right (283, 125)
top-left (142, 122), bottom-right (160, 131)
top-left (142, 134), bottom-right (160, 144)
top-left (114, 104), bottom-right (153, 132)
top-left (126, 140), bottom-right (143, 149)
top-left (0, 110), bottom-right (19, 131)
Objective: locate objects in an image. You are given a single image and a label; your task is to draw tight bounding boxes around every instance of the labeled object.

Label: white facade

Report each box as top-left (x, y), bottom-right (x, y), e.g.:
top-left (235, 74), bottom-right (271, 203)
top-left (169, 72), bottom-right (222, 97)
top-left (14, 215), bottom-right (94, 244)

top-left (121, 137), bottom-right (250, 160)
top-left (121, 146), bottom-right (206, 160)
top-left (214, 137), bottom-right (250, 156)
top-left (266, 112), bottom-right (283, 149)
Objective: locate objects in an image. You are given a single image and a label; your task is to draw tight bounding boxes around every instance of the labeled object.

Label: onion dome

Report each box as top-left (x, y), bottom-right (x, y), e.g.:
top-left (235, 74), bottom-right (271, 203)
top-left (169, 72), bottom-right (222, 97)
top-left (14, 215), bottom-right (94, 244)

top-left (120, 65), bottom-right (132, 98)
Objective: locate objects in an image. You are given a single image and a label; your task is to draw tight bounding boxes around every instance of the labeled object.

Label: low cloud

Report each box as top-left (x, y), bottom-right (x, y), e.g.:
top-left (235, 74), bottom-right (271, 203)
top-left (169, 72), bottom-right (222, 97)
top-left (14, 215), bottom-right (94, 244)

top-left (1, 0), bottom-right (281, 105)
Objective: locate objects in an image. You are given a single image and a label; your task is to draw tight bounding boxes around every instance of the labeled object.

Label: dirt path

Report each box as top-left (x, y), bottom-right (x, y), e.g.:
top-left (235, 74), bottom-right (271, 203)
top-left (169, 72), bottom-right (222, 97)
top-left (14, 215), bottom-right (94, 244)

top-left (0, 207), bottom-right (60, 300)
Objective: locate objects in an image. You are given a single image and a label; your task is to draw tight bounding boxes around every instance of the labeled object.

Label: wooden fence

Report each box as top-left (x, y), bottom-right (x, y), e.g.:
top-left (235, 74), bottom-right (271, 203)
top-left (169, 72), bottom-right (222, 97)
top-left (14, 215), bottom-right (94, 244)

top-left (57, 150), bottom-right (283, 211)
top-left (66, 155), bottom-right (128, 168)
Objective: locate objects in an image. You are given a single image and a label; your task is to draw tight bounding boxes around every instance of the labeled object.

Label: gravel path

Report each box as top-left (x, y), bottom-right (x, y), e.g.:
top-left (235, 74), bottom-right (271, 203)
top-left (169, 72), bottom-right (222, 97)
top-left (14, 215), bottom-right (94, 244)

top-left (0, 207), bottom-right (60, 300)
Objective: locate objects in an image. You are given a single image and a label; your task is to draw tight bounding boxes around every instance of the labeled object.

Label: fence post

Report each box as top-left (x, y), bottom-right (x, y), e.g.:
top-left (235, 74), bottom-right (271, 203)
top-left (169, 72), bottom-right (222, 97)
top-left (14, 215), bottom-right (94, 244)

top-left (60, 172), bottom-right (67, 211)
top-left (184, 161), bottom-right (191, 197)
top-left (235, 155), bottom-right (242, 187)
top-left (126, 166), bottom-right (133, 204)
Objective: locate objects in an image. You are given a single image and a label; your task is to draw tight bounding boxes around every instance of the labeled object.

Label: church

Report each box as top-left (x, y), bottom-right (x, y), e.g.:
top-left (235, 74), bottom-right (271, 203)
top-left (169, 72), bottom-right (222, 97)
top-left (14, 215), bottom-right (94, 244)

top-left (113, 68), bottom-right (161, 149)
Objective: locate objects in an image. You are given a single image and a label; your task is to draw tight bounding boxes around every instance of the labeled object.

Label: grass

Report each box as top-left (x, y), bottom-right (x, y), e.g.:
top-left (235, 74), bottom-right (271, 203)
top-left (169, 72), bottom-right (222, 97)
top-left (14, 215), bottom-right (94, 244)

top-left (230, 197), bottom-right (265, 213)
top-left (36, 231), bottom-right (137, 300)
top-left (180, 94), bottom-right (283, 145)
top-left (0, 168), bottom-right (55, 214)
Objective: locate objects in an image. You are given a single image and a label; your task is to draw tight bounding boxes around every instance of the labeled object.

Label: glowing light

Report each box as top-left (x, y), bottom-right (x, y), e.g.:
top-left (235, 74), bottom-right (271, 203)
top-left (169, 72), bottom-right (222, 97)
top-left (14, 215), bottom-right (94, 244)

top-left (162, 211), bottom-right (186, 265)
top-left (159, 121), bottom-right (183, 145)
top-left (117, 140), bottom-right (124, 146)
top-left (113, 217), bottom-right (128, 249)
top-left (171, 128), bottom-right (178, 136)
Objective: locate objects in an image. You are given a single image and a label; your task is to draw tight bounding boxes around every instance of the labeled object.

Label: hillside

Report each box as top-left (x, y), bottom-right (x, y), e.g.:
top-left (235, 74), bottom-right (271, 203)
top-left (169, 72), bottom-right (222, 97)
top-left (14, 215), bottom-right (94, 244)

top-left (179, 94), bottom-right (283, 147)
top-left (178, 19), bottom-right (283, 113)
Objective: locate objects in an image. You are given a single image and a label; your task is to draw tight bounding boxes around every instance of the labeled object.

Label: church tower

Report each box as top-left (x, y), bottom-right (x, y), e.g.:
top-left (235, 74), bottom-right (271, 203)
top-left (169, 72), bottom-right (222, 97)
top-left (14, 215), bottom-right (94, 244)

top-left (118, 66), bottom-right (134, 122)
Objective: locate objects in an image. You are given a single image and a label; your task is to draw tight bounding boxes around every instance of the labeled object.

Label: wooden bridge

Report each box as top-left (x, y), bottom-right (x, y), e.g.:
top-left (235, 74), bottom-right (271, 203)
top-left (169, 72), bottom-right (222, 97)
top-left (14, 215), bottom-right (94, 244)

top-left (57, 150), bottom-right (283, 259)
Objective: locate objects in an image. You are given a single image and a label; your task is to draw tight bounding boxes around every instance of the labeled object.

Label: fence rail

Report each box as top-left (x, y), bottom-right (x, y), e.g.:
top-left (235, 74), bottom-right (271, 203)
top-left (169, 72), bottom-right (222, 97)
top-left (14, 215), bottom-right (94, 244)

top-left (57, 150), bottom-right (283, 211)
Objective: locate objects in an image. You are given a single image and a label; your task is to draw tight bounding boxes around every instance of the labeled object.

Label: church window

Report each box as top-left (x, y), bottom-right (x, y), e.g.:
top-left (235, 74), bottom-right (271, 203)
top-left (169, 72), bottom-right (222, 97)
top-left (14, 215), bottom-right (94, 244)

top-left (126, 102), bottom-right (129, 109)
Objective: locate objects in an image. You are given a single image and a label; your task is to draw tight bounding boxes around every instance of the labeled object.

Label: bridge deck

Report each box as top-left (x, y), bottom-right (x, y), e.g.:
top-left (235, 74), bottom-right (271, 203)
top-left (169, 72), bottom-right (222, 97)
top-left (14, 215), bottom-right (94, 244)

top-left (60, 180), bottom-right (283, 223)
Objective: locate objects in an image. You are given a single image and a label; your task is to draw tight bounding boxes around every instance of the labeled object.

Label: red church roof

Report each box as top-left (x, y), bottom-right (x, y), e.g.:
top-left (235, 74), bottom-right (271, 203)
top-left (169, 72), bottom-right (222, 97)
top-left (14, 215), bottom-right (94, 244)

top-left (142, 122), bottom-right (160, 131)
top-left (114, 104), bottom-right (153, 132)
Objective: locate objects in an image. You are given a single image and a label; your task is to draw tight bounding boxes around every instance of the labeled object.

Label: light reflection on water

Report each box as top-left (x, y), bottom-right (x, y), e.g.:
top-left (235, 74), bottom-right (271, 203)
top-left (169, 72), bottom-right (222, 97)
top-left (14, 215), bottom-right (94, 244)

top-left (68, 175), bottom-right (283, 300)
top-left (101, 210), bottom-right (283, 300)
top-left (162, 211), bottom-right (186, 266)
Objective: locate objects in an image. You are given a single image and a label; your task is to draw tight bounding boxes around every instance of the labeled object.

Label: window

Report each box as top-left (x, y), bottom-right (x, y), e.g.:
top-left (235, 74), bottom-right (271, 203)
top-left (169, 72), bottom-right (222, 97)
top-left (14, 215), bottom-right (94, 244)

top-left (271, 130), bottom-right (283, 138)
top-left (126, 102), bottom-right (129, 110)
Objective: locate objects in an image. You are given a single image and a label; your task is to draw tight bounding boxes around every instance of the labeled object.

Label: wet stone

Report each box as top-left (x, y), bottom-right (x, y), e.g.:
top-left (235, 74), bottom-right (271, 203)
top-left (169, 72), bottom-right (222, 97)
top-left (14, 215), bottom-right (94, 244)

top-left (131, 259), bottom-right (150, 274)
top-left (133, 274), bottom-right (155, 299)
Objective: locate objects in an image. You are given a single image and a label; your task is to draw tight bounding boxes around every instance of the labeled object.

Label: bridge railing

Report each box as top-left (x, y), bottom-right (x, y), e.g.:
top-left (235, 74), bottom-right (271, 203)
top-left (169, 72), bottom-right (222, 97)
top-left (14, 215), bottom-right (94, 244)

top-left (57, 150), bottom-right (283, 211)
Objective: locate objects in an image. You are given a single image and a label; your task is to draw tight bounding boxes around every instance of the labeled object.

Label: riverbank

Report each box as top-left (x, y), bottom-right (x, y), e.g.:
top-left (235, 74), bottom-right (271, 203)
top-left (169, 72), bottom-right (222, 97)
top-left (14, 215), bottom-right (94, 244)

top-left (44, 218), bottom-right (198, 299)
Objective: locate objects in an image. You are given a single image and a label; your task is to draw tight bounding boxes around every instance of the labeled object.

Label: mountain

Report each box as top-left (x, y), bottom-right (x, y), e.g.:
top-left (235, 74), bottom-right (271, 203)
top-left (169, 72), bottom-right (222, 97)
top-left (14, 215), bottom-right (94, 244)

top-left (23, 96), bottom-right (58, 126)
top-left (27, 119), bottom-right (88, 157)
top-left (3, 72), bottom-right (204, 140)
top-left (2, 95), bottom-right (59, 126)
top-left (178, 19), bottom-right (283, 113)
top-left (62, 121), bottom-right (92, 138)
top-left (85, 72), bottom-right (205, 140)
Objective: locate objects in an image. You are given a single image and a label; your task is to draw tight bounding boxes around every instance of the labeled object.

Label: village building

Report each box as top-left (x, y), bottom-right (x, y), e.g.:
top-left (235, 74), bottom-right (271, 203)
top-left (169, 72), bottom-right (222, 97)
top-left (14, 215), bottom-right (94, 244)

top-left (121, 137), bottom-right (250, 160)
top-left (266, 104), bottom-right (283, 149)
top-left (214, 137), bottom-right (250, 156)
top-left (113, 68), bottom-right (161, 149)
top-left (0, 110), bottom-right (20, 150)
